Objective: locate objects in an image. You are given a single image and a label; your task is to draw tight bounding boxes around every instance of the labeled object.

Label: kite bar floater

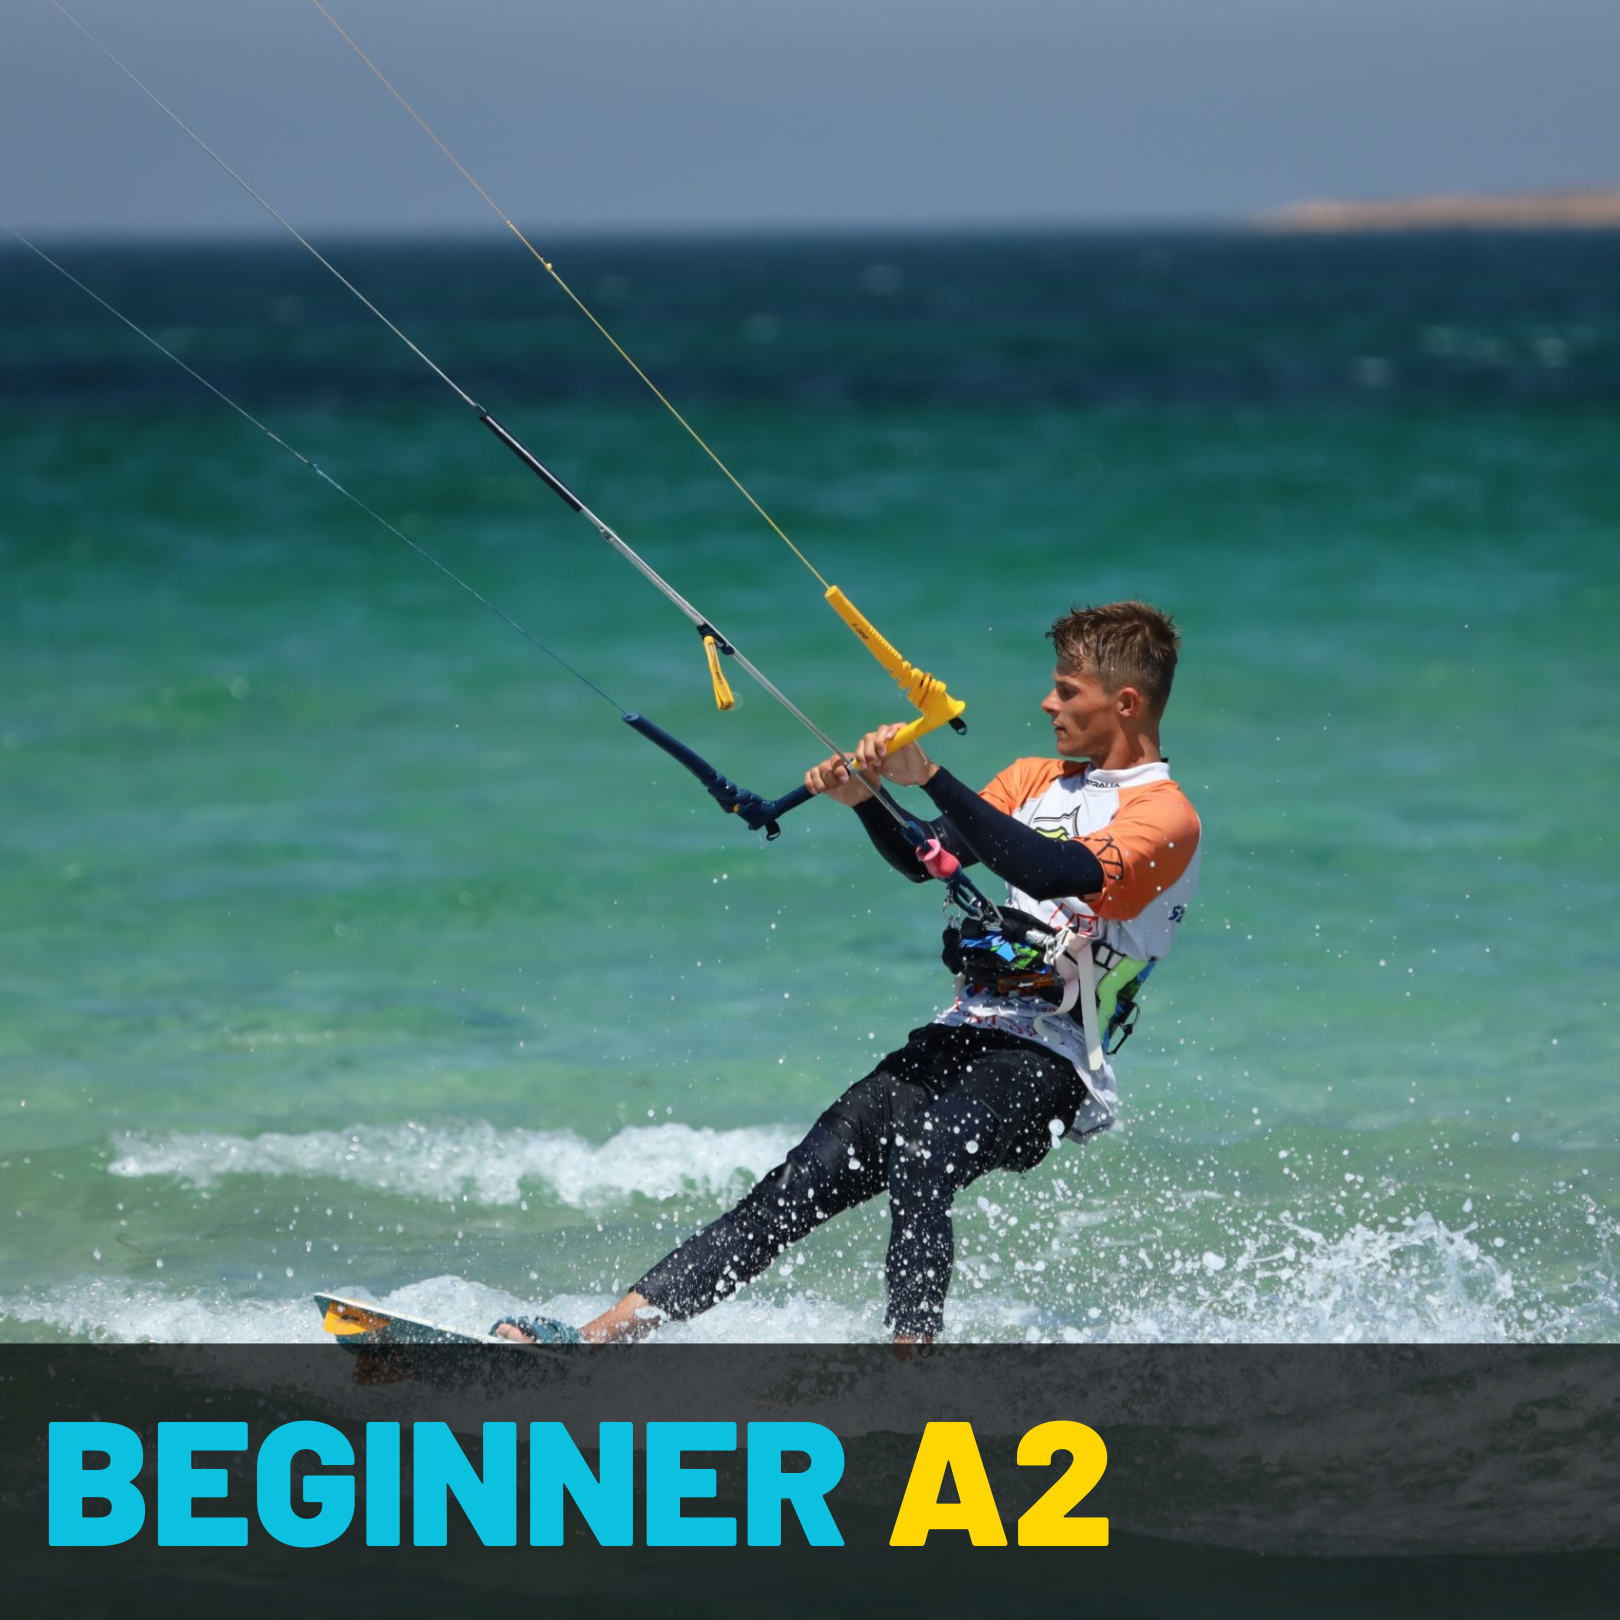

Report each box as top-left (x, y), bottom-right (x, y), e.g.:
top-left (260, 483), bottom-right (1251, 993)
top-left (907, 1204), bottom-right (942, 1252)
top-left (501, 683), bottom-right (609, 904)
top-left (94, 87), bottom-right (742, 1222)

top-left (623, 713), bottom-right (813, 841)
top-left (824, 587), bottom-right (968, 752)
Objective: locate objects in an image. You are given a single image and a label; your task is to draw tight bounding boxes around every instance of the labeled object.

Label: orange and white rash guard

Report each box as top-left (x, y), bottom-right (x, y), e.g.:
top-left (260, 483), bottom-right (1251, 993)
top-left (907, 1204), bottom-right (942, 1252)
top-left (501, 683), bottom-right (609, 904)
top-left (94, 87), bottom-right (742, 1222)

top-left (933, 756), bottom-right (1201, 1113)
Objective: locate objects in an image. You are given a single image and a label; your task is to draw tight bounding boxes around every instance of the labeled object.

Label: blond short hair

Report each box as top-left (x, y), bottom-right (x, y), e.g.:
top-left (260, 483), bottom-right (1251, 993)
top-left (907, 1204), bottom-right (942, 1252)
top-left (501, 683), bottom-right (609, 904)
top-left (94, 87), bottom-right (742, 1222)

top-left (1047, 600), bottom-right (1180, 714)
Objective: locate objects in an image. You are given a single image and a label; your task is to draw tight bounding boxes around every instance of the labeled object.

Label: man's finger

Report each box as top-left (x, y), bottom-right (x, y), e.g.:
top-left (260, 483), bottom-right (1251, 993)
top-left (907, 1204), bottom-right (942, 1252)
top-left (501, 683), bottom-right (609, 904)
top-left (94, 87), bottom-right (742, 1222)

top-left (854, 730), bottom-right (888, 770)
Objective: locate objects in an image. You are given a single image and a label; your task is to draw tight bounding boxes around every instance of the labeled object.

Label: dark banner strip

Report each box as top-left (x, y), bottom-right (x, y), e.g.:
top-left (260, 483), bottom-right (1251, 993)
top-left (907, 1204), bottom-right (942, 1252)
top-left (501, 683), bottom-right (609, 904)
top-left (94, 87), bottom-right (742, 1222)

top-left (4, 1345), bottom-right (1616, 1611)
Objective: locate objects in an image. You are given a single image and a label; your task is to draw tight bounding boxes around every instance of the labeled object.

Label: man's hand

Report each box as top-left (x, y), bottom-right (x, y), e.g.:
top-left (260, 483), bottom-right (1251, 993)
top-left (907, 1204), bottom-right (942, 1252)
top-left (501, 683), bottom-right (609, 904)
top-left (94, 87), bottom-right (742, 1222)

top-left (804, 751), bottom-right (873, 806)
top-left (852, 723), bottom-right (938, 787)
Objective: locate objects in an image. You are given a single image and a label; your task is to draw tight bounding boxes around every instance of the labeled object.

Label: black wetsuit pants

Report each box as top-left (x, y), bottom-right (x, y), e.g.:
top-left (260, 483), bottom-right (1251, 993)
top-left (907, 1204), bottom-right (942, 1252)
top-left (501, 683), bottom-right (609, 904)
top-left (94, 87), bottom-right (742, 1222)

top-left (632, 1023), bottom-right (1091, 1338)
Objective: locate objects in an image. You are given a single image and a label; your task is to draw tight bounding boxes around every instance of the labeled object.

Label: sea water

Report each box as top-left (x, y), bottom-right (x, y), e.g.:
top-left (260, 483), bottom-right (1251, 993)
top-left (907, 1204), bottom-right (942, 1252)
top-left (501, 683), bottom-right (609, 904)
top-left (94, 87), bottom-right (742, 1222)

top-left (2, 229), bottom-right (1617, 1343)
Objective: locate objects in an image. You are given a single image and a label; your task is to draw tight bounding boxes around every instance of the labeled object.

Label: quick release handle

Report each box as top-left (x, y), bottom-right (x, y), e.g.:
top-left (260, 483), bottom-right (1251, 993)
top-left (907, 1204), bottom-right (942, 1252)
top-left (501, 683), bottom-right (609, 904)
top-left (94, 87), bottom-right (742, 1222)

top-left (824, 586), bottom-right (967, 751)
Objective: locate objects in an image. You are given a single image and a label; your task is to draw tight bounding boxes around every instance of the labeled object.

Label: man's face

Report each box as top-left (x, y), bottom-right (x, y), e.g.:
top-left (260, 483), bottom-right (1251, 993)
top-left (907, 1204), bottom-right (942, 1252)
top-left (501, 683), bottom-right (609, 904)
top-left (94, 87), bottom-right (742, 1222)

top-left (1041, 662), bottom-right (1120, 760)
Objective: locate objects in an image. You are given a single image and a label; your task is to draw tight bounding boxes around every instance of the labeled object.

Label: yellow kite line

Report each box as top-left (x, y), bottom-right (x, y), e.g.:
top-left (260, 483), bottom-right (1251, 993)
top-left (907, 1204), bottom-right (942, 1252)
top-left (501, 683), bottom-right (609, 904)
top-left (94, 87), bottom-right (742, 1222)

top-left (307, 0), bottom-right (965, 751)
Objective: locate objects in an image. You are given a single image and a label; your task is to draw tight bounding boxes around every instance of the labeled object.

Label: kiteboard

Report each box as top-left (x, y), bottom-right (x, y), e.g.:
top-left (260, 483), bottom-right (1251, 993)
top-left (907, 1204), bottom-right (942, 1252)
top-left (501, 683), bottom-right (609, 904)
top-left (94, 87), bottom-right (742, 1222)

top-left (316, 1291), bottom-right (529, 1347)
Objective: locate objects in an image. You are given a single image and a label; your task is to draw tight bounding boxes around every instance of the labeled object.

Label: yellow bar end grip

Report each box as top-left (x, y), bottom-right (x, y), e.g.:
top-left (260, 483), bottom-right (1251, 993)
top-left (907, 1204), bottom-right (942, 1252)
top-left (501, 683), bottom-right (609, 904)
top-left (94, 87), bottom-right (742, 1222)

top-left (704, 635), bottom-right (736, 711)
top-left (824, 585), bottom-right (965, 750)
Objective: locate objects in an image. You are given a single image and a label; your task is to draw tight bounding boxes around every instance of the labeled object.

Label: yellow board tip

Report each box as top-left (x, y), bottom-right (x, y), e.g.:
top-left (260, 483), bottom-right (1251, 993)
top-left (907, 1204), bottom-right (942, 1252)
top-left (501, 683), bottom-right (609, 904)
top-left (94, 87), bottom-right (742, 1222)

top-left (322, 1301), bottom-right (390, 1338)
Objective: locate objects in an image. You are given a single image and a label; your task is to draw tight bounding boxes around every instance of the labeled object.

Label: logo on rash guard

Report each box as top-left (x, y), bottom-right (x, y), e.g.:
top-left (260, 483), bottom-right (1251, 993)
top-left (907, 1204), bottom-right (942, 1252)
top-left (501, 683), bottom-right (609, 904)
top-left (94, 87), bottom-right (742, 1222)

top-left (1030, 811), bottom-right (1081, 841)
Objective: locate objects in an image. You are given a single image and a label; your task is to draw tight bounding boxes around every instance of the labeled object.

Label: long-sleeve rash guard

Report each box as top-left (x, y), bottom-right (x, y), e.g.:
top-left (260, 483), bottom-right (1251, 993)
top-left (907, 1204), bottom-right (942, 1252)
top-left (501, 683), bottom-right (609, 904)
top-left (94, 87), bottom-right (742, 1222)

top-left (853, 767), bottom-right (1106, 900)
top-left (850, 752), bottom-right (1202, 1100)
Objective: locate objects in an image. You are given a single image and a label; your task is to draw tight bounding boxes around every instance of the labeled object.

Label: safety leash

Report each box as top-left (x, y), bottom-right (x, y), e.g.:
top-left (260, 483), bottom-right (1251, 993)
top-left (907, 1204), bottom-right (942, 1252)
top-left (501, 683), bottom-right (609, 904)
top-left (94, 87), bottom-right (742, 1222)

top-left (912, 826), bottom-right (1004, 928)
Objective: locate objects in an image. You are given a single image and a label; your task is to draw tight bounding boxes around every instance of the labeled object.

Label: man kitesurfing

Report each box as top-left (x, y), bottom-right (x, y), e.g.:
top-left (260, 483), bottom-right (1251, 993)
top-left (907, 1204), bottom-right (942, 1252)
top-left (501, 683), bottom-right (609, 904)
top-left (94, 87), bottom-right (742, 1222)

top-left (33, 3), bottom-right (1202, 1347)
top-left (495, 601), bottom-right (1200, 1345)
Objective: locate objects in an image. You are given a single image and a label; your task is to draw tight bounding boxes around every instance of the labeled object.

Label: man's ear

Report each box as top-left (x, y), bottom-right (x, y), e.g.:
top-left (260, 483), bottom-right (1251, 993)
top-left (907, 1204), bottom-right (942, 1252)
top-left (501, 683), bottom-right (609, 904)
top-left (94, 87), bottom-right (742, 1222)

top-left (1115, 684), bottom-right (1144, 719)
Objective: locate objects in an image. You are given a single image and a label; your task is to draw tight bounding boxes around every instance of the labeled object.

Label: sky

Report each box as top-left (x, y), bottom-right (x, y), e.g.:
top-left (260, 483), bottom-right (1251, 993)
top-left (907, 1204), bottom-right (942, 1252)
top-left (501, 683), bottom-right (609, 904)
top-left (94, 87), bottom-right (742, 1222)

top-left (3, 0), bottom-right (1618, 238)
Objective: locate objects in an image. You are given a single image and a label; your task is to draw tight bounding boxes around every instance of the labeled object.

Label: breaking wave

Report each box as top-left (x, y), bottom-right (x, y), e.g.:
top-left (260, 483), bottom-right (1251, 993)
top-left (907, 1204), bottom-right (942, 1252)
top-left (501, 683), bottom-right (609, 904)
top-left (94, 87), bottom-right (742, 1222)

top-left (108, 1120), bottom-right (798, 1210)
top-left (64, 1121), bottom-right (1614, 1346)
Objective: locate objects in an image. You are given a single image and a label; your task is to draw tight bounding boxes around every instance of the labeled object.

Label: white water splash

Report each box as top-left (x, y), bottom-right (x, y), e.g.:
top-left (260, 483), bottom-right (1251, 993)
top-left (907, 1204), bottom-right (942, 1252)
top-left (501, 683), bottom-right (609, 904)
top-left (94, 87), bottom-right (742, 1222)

top-left (0, 1271), bottom-right (877, 1348)
top-left (1055, 1213), bottom-right (1540, 1344)
top-left (0, 1280), bottom-right (324, 1345)
top-left (108, 1120), bottom-right (797, 1210)
top-left (0, 1211), bottom-right (1580, 1347)
top-left (31, 1122), bottom-right (1610, 1345)
top-left (0, 1275), bottom-right (581, 1346)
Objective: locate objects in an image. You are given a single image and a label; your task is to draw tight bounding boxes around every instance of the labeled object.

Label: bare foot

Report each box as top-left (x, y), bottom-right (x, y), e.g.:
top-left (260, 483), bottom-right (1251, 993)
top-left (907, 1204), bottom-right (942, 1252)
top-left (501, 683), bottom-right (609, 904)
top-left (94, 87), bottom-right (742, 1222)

top-left (495, 1291), bottom-right (662, 1345)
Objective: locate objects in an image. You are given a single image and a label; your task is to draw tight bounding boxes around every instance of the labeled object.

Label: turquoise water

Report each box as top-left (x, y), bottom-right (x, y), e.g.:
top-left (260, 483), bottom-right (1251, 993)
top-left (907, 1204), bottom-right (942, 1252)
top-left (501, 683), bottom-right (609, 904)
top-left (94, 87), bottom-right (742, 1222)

top-left (2, 230), bottom-right (1617, 1342)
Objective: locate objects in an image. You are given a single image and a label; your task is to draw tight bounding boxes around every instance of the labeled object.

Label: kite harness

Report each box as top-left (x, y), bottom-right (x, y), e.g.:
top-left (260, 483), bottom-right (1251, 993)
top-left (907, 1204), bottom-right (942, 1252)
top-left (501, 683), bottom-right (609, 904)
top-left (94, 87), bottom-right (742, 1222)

top-left (942, 906), bottom-right (1147, 1073)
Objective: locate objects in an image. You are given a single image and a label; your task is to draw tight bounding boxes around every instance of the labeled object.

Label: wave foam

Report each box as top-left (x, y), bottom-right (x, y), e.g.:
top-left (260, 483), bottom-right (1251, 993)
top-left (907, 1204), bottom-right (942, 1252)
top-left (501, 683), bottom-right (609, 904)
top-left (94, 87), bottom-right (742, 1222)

top-left (0, 1280), bottom-right (324, 1345)
top-left (108, 1120), bottom-right (797, 1210)
top-left (0, 1275), bottom-right (570, 1346)
top-left (1065, 1213), bottom-right (1545, 1344)
top-left (0, 1212), bottom-right (1595, 1348)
